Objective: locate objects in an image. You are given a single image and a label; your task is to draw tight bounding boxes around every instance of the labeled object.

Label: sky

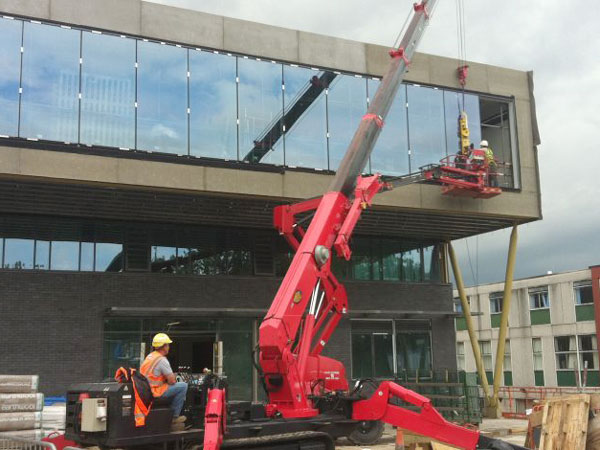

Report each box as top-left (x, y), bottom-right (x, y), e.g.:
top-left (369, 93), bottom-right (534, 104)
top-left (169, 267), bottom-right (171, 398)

top-left (150, 0), bottom-right (600, 286)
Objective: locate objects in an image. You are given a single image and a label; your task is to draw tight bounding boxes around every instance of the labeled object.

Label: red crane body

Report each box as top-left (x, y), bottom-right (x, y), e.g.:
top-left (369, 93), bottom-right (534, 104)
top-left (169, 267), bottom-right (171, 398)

top-left (202, 2), bottom-right (518, 450)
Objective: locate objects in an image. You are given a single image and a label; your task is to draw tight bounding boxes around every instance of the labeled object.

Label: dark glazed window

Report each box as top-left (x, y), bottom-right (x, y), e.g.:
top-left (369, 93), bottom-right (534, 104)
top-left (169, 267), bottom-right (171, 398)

top-left (137, 41), bottom-right (188, 154)
top-left (327, 75), bottom-right (367, 171)
top-left (238, 58), bottom-right (284, 165)
top-left (0, 18), bottom-right (22, 136)
top-left (189, 50), bottom-right (237, 160)
top-left (407, 85), bottom-right (446, 171)
top-left (20, 22), bottom-right (80, 142)
top-left (151, 246), bottom-right (178, 273)
top-left (50, 241), bottom-right (79, 270)
top-left (443, 91), bottom-right (481, 156)
top-left (370, 80), bottom-right (409, 176)
top-left (80, 32), bottom-right (136, 148)
top-left (396, 331), bottom-right (432, 372)
top-left (282, 65), bottom-right (328, 169)
top-left (3, 238), bottom-right (34, 269)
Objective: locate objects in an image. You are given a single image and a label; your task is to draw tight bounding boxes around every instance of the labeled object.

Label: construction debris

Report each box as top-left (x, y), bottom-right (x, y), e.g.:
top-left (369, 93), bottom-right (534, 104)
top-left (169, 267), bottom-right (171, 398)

top-left (0, 376), bottom-right (43, 435)
top-left (525, 394), bottom-right (593, 449)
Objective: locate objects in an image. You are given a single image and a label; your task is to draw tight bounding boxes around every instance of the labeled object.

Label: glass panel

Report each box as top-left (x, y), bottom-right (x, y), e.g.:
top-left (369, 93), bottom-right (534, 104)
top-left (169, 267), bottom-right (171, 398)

top-left (373, 333), bottom-right (394, 377)
top-left (282, 66), bottom-right (328, 169)
top-left (555, 336), bottom-right (576, 352)
top-left (407, 85), bottom-right (446, 171)
top-left (423, 245), bottom-right (440, 281)
top-left (3, 238), bottom-right (34, 269)
top-left (238, 58), bottom-right (283, 165)
top-left (370, 80), bottom-right (409, 175)
top-left (444, 90), bottom-right (481, 157)
top-left (104, 330), bottom-right (142, 377)
top-left (34, 240), bottom-right (50, 270)
top-left (382, 243), bottom-right (401, 281)
top-left (480, 98), bottom-right (513, 188)
top-left (220, 325), bottom-right (253, 400)
top-left (20, 22), bottom-right (80, 142)
top-left (351, 238), bottom-right (372, 280)
top-left (51, 241), bottom-right (79, 270)
top-left (0, 18), bottom-right (22, 136)
top-left (151, 245), bottom-right (177, 273)
top-left (96, 243), bottom-right (123, 272)
top-left (575, 284), bottom-right (594, 304)
top-left (396, 332), bottom-right (432, 372)
top-left (80, 31), bottom-right (135, 148)
top-left (137, 41), bottom-right (188, 154)
top-left (80, 242), bottom-right (94, 271)
top-left (327, 75), bottom-right (367, 171)
top-left (0, 238), bottom-right (3, 267)
top-left (351, 333), bottom-right (373, 379)
top-left (402, 248), bottom-right (421, 282)
top-left (189, 50), bottom-right (237, 160)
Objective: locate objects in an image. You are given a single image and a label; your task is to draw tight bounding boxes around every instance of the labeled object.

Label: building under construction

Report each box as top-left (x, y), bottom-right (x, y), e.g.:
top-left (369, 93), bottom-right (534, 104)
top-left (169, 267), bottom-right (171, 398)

top-left (0, 0), bottom-right (541, 401)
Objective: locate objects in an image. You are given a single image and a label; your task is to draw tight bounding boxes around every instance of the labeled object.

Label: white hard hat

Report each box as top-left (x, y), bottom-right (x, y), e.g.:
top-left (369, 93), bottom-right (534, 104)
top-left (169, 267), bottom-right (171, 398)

top-left (480, 140), bottom-right (489, 148)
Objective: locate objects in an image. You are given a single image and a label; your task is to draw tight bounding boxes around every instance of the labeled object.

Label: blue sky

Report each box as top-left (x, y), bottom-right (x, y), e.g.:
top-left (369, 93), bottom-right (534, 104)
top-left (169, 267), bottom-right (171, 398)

top-left (151, 0), bottom-right (600, 285)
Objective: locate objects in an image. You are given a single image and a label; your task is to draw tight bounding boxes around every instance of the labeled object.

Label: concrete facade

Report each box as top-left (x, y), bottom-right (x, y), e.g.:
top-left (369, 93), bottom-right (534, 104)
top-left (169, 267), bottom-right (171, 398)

top-left (0, 0), bottom-right (542, 225)
top-left (455, 268), bottom-right (598, 389)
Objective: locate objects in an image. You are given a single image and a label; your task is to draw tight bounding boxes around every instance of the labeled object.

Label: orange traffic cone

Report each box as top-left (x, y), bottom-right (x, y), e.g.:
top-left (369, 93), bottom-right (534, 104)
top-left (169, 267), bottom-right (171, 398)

top-left (395, 428), bottom-right (405, 450)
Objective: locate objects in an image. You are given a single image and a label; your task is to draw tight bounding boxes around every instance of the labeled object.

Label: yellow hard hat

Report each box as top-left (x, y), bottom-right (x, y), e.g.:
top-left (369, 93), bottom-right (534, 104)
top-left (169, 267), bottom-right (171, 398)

top-left (152, 333), bottom-right (173, 348)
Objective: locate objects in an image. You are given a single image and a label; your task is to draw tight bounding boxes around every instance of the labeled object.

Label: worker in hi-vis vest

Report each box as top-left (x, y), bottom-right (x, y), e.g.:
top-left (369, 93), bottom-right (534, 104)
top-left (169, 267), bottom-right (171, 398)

top-left (480, 140), bottom-right (498, 187)
top-left (140, 333), bottom-right (188, 429)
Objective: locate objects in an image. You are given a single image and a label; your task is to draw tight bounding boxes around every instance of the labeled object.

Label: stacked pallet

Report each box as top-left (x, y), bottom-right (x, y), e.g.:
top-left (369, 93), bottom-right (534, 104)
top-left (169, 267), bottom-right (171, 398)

top-left (0, 375), bottom-right (44, 439)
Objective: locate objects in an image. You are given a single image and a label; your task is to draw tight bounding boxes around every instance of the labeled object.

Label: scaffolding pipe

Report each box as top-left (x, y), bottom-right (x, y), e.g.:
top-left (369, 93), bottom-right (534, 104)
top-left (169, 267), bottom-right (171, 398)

top-left (492, 225), bottom-right (519, 406)
top-left (448, 242), bottom-right (491, 399)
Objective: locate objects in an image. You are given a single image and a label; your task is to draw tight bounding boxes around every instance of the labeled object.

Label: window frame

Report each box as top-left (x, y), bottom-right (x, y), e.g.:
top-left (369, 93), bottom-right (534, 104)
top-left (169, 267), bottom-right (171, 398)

top-left (529, 286), bottom-right (550, 310)
top-left (574, 281), bottom-right (594, 305)
top-left (489, 292), bottom-right (503, 314)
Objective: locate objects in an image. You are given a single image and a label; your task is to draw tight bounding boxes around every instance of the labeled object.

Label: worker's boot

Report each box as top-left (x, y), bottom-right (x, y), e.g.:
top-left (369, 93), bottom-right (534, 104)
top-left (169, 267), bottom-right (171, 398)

top-left (171, 415), bottom-right (186, 432)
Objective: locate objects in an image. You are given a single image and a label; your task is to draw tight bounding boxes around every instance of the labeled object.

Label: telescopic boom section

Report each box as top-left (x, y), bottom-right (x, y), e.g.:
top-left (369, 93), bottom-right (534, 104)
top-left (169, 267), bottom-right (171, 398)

top-left (258, 1), bottom-right (437, 418)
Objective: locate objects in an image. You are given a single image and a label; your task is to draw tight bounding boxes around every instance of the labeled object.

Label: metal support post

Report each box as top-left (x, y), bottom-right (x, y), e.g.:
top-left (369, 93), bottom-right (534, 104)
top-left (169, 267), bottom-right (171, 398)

top-left (492, 225), bottom-right (518, 408)
top-left (447, 242), bottom-right (490, 399)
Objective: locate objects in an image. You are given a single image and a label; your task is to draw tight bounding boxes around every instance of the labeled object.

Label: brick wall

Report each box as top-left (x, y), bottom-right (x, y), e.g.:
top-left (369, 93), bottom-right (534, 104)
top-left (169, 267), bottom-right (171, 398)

top-left (0, 271), bottom-right (455, 395)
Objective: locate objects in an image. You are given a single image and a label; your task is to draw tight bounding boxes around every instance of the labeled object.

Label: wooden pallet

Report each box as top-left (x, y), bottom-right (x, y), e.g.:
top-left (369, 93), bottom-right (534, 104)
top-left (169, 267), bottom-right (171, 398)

top-left (538, 394), bottom-right (590, 450)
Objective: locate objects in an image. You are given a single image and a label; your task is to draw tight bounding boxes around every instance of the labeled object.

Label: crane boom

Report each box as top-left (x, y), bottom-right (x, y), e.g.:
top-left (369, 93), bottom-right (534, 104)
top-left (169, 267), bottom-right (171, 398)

top-left (258, 0), bottom-right (437, 418)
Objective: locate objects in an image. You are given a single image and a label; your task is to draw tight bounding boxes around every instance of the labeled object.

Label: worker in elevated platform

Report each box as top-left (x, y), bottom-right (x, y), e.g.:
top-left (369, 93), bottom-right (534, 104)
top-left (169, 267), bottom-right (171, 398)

top-left (480, 140), bottom-right (498, 187)
top-left (141, 333), bottom-right (188, 430)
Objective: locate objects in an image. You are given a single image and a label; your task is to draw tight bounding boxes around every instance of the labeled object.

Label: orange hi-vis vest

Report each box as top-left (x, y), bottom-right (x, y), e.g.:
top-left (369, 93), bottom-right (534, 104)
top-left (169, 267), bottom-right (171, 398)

top-left (140, 351), bottom-right (169, 397)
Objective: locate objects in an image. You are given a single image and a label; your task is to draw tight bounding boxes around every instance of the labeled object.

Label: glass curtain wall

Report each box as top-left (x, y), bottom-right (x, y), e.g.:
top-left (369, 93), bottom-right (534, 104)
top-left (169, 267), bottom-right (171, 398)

top-left (0, 18), bottom-right (22, 136)
top-left (80, 32), bottom-right (136, 148)
top-left (0, 16), bottom-right (518, 186)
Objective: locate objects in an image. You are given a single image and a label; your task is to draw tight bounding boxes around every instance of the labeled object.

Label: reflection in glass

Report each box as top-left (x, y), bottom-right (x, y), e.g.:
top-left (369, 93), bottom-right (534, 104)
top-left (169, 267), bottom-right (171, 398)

top-left (96, 243), bottom-right (123, 272)
top-left (137, 41), bottom-right (188, 154)
top-left (396, 332), bottom-right (432, 371)
top-left (444, 91), bottom-right (481, 156)
top-left (51, 241), bottom-right (79, 270)
top-left (0, 18), bottom-right (22, 136)
top-left (402, 248), bottom-right (421, 282)
top-left (370, 80), bottom-right (409, 175)
top-left (3, 238), bottom-right (34, 269)
top-left (407, 85), bottom-right (446, 171)
top-left (20, 22), bottom-right (80, 142)
top-left (81, 242), bottom-right (94, 271)
top-left (80, 32), bottom-right (135, 148)
top-left (34, 240), bottom-right (50, 270)
top-left (151, 246), bottom-right (177, 273)
top-left (327, 75), bottom-right (367, 171)
top-left (281, 66), bottom-right (329, 169)
top-left (189, 50), bottom-right (237, 160)
top-left (238, 58), bottom-right (283, 165)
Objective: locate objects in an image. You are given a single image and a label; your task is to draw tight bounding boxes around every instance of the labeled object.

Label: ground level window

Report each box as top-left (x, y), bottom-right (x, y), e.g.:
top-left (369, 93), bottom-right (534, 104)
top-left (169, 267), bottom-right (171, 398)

top-left (351, 321), bottom-right (394, 379)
